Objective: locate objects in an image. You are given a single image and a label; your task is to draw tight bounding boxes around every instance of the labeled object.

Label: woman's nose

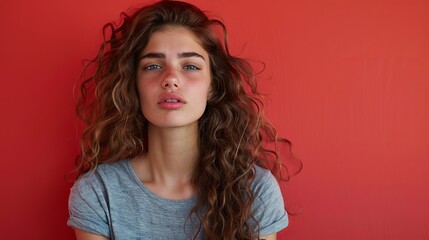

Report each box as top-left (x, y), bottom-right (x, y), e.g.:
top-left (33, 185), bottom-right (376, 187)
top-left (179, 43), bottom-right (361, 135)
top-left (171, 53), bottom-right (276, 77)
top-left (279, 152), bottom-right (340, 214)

top-left (161, 68), bottom-right (180, 89)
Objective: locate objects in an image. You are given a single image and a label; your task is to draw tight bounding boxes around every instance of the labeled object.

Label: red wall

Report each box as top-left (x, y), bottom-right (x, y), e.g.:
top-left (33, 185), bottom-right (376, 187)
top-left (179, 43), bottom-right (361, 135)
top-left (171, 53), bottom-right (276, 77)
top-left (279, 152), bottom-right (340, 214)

top-left (1, 0), bottom-right (428, 239)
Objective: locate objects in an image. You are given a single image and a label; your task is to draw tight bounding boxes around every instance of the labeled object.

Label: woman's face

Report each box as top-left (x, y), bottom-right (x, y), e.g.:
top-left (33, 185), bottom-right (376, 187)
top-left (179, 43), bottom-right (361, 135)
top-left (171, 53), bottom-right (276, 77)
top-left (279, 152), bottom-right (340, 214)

top-left (136, 26), bottom-right (211, 129)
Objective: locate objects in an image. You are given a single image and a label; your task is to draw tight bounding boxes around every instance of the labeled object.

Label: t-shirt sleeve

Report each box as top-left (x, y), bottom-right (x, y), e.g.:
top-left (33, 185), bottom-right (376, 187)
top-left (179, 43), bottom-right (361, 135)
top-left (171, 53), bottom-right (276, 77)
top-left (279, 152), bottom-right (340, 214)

top-left (67, 172), bottom-right (111, 238)
top-left (252, 167), bottom-right (289, 237)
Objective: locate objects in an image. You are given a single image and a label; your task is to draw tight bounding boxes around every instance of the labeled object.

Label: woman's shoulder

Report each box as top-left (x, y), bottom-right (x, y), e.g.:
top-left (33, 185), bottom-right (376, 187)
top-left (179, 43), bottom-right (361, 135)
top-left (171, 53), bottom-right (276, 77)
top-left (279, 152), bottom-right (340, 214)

top-left (251, 165), bottom-right (289, 235)
top-left (71, 159), bottom-right (132, 193)
top-left (67, 160), bottom-right (130, 238)
top-left (252, 165), bottom-right (280, 197)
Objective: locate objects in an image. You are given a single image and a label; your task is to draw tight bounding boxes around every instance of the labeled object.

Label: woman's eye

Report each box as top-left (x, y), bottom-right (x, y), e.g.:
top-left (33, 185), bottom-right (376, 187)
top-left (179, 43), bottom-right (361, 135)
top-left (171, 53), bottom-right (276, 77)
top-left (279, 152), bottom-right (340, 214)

top-left (144, 65), bottom-right (161, 70)
top-left (183, 65), bottom-right (200, 70)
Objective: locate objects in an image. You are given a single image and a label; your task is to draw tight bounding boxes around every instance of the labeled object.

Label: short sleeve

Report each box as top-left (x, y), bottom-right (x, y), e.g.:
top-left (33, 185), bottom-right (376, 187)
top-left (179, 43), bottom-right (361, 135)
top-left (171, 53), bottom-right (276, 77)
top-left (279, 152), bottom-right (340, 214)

top-left (252, 167), bottom-right (288, 236)
top-left (67, 172), bottom-right (111, 238)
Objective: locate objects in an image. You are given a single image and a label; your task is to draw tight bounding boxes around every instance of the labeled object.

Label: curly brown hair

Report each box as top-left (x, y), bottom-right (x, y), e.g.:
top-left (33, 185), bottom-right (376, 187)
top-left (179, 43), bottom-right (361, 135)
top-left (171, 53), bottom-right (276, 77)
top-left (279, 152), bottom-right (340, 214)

top-left (75, 0), bottom-right (301, 239)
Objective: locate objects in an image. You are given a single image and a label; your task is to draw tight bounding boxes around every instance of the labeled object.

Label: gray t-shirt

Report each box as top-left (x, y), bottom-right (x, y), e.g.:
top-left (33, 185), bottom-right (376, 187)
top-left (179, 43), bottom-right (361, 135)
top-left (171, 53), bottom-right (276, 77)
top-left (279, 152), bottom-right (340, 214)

top-left (67, 159), bottom-right (288, 239)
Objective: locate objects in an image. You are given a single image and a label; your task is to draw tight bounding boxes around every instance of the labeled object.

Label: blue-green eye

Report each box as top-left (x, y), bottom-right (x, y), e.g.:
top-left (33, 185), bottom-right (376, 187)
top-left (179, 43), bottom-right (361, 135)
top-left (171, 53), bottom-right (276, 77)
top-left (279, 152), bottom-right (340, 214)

top-left (184, 65), bottom-right (200, 70)
top-left (145, 65), bottom-right (161, 70)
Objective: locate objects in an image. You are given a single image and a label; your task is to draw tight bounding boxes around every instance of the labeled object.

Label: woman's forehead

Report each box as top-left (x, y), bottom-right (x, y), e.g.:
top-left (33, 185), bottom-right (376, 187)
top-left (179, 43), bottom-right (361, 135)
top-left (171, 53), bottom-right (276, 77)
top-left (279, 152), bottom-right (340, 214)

top-left (141, 26), bottom-right (208, 58)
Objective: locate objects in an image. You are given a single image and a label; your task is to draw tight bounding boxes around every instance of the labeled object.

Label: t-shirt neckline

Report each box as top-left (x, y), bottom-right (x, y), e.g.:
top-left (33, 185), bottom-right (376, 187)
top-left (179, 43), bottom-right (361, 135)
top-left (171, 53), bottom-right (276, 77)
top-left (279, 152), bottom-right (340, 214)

top-left (124, 159), bottom-right (197, 204)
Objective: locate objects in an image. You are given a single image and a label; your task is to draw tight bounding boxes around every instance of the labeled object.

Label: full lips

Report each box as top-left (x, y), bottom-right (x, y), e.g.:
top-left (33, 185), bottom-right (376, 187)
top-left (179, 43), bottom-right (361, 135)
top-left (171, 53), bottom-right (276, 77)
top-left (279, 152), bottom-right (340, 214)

top-left (158, 93), bottom-right (187, 104)
top-left (158, 100), bottom-right (185, 110)
top-left (157, 93), bottom-right (186, 110)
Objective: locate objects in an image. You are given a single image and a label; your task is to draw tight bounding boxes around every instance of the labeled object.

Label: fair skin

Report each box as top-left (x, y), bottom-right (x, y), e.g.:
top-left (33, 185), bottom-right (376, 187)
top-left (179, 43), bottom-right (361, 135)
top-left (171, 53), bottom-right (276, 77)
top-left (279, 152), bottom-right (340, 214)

top-left (133, 25), bottom-right (212, 200)
top-left (74, 26), bottom-right (276, 240)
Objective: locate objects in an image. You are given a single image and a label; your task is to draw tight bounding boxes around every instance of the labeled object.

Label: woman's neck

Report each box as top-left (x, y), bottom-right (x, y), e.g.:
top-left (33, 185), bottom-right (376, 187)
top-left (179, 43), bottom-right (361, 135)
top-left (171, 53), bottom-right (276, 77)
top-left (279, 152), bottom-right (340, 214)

top-left (134, 123), bottom-right (199, 187)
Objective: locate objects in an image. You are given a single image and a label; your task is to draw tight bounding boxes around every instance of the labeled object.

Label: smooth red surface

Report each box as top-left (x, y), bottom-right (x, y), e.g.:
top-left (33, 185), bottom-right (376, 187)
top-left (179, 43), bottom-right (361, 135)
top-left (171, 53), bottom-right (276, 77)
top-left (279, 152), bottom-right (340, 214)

top-left (1, 0), bottom-right (428, 239)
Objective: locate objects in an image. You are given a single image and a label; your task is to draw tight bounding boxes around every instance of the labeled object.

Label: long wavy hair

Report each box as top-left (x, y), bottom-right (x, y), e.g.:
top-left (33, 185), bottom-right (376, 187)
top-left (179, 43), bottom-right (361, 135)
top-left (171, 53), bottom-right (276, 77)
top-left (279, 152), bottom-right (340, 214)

top-left (74, 0), bottom-right (301, 239)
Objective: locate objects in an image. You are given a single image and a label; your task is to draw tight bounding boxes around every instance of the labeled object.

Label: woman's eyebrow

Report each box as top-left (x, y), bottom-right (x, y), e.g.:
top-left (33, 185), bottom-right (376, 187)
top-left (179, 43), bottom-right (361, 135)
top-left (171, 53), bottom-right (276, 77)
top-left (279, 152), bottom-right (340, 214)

top-left (178, 52), bottom-right (205, 61)
top-left (139, 52), bottom-right (165, 60)
top-left (139, 52), bottom-right (205, 61)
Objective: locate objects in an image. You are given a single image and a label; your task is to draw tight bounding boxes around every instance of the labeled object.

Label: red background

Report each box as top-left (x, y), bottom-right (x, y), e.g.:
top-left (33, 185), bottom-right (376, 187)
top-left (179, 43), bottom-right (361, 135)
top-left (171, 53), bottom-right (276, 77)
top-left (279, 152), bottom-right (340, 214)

top-left (1, 0), bottom-right (428, 239)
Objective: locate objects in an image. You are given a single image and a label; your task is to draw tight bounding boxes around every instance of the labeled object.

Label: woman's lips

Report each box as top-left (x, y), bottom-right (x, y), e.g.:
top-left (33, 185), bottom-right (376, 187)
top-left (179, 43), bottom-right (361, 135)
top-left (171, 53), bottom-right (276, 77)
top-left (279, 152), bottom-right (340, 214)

top-left (158, 93), bottom-right (186, 109)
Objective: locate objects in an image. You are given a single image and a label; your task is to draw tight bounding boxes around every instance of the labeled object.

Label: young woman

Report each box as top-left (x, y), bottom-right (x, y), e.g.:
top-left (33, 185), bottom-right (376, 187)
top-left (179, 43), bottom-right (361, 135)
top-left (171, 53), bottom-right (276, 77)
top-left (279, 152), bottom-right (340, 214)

top-left (68, 1), bottom-right (299, 239)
